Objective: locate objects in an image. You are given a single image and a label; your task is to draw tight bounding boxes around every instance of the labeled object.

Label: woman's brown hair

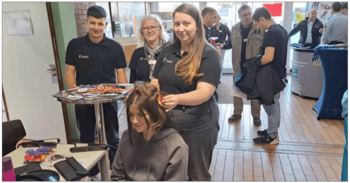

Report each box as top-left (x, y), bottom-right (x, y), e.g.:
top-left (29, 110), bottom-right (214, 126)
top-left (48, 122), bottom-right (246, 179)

top-left (125, 82), bottom-right (166, 145)
top-left (172, 4), bottom-right (211, 85)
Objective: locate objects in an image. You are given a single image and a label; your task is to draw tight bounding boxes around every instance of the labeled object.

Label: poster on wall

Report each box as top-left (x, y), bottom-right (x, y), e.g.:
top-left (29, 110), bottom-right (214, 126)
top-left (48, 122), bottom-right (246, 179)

top-left (118, 2), bottom-right (145, 38)
top-left (306, 2), bottom-right (333, 25)
top-left (3, 10), bottom-right (33, 36)
top-left (294, 7), bottom-right (306, 23)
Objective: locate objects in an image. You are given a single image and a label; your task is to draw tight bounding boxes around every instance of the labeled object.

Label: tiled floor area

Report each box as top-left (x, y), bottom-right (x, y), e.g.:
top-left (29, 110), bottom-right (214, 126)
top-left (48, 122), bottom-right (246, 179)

top-left (118, 74), bottom-right (345, 181)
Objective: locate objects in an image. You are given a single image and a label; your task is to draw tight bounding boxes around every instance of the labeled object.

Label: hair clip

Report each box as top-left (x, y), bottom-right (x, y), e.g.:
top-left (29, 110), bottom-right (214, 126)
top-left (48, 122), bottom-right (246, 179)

top-left (124, 96), bottom-right (129, 102)
top-left (158, 96), bottom-right (163, 105)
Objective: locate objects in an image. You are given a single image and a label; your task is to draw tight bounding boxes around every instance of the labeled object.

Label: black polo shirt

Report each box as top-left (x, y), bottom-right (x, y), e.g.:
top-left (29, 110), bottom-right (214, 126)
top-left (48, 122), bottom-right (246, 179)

top-left (65, 33), bottom-right (127, 86)
top-left (129, 47), bottom-right (161, 83)
top-left (210, 23), bottom-right (231, 44)
top-left (152, 42), bottom-right (221, 95)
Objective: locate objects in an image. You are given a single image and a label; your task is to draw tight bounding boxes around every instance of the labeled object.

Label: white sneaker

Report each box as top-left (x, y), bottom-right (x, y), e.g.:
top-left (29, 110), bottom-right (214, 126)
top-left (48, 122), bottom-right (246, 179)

top-left (85, 173), bottom-right (101, 181)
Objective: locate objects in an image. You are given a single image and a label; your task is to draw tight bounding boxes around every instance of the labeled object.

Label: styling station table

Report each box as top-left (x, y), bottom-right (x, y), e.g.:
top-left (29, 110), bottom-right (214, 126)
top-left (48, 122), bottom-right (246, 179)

top-left (291, 47), bottom-right (324, 98)
top-left (312, 46), bottom-right (348, 120)
top-left (5, 144), bottom-right (108, 181)
top-left (53, 84), bottom-right (133, 180)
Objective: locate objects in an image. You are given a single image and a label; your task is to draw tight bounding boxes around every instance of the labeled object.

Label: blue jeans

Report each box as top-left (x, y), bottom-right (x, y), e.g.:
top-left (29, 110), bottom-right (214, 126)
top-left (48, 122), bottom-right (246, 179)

top-left (75, 102), bottom-right (119, 176)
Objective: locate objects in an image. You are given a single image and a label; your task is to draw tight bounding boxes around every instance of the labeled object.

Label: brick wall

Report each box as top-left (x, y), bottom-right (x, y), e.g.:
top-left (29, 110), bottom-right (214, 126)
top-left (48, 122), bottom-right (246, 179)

top-left (73, 2), bottom-right (95, 37)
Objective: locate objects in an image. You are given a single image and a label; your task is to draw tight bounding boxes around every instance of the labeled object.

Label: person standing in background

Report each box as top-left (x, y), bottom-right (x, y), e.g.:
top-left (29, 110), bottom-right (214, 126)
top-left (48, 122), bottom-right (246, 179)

top-left (201, 7), bottom-right (220, 101)
top-left (201, 7), bottom-right (218, 43)
top-left (211, 14), bottom-right (230, 82)
top-left (65, 5), bottom-right (127, 181)
top-left (217, 5), bottom-right (263, 126)
top-left (341, 2), bottom-right (348, 16)
top-left (129, 14), bottom-right (168, 83)
top-left (252, 7), bottom-right (288, 145)
top-left (321, 2), bottom-right (348, 44)
top-left (289, 9), bottom-right (324, 47)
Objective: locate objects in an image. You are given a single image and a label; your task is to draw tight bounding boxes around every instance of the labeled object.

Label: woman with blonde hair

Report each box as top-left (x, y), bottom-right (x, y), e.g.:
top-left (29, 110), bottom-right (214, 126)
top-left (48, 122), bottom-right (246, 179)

top-left (129, 14), bottom-right (168, 83)
top-left (151, 3), bottom-right (221, 181)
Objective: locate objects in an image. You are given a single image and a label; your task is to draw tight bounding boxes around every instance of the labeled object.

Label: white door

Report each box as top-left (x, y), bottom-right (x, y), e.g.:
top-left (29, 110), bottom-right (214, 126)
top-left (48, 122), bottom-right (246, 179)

top-left (3, 2), bottom-right (67, 143)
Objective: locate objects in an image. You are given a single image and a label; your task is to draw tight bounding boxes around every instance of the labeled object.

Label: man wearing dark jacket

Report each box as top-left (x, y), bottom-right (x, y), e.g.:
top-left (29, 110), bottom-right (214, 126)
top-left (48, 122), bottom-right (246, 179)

top-left (252, 7), bottom-right (288, 145)
top-left (289, 9), bottom-right (324, 47)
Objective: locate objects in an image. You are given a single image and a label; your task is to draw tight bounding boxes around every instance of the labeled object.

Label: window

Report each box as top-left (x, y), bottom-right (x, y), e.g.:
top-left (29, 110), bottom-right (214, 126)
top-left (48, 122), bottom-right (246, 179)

top-left (158, 2), bottom-right (199, 12)
top-left (207, 2), bottom-right (236, 29)
top-left (110, 2), bottom-right (146, 38)
top-left (95, 2), bottom-right (113, 38)
top-left (289, 2), bottom-right (307, 68)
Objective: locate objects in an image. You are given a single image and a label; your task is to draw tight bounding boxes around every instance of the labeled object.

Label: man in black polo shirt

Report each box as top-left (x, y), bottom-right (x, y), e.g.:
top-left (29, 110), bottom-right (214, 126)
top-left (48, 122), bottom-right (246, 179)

top-left (201, 7), bottom-right (219, 101)
top-left (211, 14), bottom-right (230, 82)
top-left (252, 7), bottom-right (288, 145)
top-left (211, 15), bottom-right (231, 45)
top-left (65, 5), bottom-right (127, 180)
top-left (201, 7), bottom-right (218, 43)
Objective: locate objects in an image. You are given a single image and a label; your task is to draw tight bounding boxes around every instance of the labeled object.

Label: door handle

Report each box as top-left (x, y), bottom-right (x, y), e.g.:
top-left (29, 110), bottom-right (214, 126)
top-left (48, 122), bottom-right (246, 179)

top-left (42, 64), bottom-right (57, 77)
top-left (42, 67), bottom-right (56, 72)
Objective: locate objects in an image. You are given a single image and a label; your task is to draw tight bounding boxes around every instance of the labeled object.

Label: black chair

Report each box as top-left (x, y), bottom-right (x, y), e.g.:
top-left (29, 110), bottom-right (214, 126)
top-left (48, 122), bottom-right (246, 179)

top-left (2, 119), bottom-right (26, 156)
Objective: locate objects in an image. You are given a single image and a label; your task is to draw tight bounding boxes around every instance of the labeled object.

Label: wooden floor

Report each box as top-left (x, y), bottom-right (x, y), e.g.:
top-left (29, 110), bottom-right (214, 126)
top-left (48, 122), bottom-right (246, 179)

top-left (118, 76), bottom-right (345, 181)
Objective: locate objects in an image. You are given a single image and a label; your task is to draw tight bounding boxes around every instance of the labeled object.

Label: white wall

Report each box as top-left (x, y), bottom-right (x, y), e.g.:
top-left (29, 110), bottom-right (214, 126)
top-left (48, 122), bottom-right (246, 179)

top-left (3, 2), bottom-right (66, 142)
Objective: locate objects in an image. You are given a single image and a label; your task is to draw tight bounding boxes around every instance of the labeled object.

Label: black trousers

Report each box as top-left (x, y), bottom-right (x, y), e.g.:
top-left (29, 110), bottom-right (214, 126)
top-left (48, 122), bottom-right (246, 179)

top-left (75, 102), bottom-right (120, 176)
top-left (166, 97), bottom-right (220, 180)
top-left (214, 90), bottom-right (219, 102)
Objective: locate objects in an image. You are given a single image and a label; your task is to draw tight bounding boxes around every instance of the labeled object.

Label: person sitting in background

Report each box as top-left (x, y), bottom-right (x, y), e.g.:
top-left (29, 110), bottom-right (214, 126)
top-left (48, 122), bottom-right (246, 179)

top-left (211, 14), bottom-right (231, 82)
top-left (321, 2), bottom-right (348, 44)
top-left (129, 14), bottom-right (168, 83)
top-left (289, 9), bottom-right (324, 47)
top-left (341, 2), bottom-right (348, 16)
top-left (111, 82), bottom-right (188, 181)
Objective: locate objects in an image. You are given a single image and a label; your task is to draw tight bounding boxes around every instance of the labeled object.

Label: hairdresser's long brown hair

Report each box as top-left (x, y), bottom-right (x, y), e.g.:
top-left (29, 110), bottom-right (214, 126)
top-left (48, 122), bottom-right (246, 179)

top-left (172, 4), bottom-right (209, 85)
top-left (125, 82), bottom-right (166, 145)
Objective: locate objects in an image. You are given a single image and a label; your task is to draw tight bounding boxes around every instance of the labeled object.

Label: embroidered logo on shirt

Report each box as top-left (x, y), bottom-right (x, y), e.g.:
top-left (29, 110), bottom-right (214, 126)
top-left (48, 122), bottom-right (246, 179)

top-left (79, 55), bottom-right (89, 59)
top-left (163, 58), bottom-right (173, 63)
